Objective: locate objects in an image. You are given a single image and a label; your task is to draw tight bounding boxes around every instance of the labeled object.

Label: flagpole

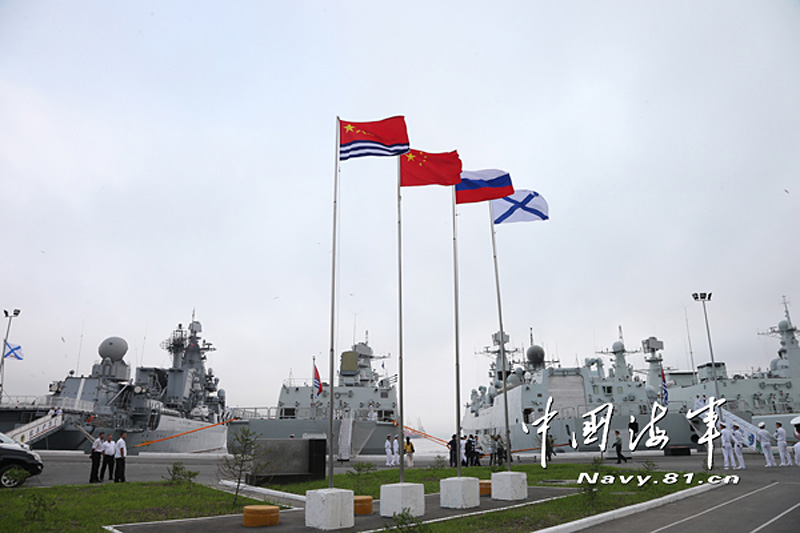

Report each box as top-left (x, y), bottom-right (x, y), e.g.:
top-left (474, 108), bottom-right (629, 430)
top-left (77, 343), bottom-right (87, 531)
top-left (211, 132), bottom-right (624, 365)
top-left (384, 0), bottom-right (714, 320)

top-left (326, 117), bottom-right (342, 487)
top-left (396, 157), bottom-right (406, 482)
top-left (488, 205), bottom-right (512, 472)
top-left (451, 190), bottom-right (462, 477)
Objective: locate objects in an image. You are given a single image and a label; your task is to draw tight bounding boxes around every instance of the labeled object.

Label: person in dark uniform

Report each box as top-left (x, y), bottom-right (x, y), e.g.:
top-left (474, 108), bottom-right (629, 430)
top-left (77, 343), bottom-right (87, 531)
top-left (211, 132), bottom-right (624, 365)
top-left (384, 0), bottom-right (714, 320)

top-left (613, 430), bottom-right (628, 463)
top-left (447, 434), bottom-right (458, 467)
top-left (114, 431), bottom-right (127, 482)
top-left (89, 432), bottom-right (105, 483)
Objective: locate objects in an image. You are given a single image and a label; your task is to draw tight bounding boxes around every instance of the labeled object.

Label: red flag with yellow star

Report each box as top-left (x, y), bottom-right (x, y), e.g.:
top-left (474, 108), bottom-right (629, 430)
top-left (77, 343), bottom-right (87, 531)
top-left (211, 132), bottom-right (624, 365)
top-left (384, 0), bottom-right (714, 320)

top-left (339, 116), bottom-right (410, 160)
top-left (400, 149), bottom-right (462, 187)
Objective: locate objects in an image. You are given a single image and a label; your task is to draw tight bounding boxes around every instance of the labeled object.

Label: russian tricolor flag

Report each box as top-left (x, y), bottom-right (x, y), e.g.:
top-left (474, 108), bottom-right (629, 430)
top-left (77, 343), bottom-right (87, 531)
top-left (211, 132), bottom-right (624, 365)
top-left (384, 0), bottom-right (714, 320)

top-left (455, 169), bottom-right (515, 204)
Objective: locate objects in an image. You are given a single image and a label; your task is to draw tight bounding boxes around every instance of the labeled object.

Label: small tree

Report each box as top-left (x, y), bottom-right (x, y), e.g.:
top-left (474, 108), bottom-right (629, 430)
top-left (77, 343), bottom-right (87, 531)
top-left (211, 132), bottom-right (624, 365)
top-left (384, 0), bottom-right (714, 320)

top-left (346, 462), bottom-right (377, 495)
top-left (218, 427), bottom-right (266, 505)
top-left (164, 461), bottom-right (199, 484)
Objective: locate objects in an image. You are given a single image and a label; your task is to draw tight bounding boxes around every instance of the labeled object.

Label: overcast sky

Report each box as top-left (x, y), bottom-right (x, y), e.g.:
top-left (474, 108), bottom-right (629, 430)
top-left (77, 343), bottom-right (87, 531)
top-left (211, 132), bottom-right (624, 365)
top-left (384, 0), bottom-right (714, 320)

top-left (2, 1), bottom-right (799, 437)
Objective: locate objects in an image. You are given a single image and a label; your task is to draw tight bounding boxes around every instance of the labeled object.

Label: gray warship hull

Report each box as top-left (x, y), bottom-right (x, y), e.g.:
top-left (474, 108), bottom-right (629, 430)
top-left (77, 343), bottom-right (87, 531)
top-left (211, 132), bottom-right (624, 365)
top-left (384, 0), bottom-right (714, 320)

top-left (0, 319), bottom-right (229, 454)
top-left (231, 340), bottom-right (400, 458)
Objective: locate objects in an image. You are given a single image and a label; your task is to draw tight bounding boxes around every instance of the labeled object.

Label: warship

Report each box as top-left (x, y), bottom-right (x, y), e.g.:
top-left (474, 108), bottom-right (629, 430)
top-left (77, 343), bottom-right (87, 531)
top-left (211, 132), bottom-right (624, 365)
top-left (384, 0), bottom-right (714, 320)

top-left (461, 331), bottom-right (695, 455)
top-left (0, 319), bottom-right (229, 453)
top-left (659, 300), bottom-right (800, 434)
top-left (229, 338), bottom-right (399, 457)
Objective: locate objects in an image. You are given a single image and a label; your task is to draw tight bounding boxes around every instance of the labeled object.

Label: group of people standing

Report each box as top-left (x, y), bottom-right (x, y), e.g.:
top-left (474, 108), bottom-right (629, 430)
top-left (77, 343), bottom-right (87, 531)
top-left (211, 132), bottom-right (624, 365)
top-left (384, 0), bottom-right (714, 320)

top-left (89, 431), bottom-right (127, 483)
top-left (384, 435), bottom-right (416, 467)
top-left (447, 434), bottom-right (501, 467)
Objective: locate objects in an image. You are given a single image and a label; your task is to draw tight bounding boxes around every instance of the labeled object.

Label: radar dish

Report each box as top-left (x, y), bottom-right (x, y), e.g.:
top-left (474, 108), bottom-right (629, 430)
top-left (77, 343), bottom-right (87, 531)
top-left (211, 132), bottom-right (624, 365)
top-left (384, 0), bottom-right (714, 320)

top-left (98, 337), bottom-right (128, 361)
top-left (526, 345), bottom-right (545, 367)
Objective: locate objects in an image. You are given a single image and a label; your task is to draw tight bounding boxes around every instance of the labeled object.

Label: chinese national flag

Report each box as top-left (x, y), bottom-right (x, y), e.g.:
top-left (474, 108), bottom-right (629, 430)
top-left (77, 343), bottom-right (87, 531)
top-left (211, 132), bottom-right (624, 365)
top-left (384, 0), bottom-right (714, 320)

top-left (400, 149), bottom-right (462, 187)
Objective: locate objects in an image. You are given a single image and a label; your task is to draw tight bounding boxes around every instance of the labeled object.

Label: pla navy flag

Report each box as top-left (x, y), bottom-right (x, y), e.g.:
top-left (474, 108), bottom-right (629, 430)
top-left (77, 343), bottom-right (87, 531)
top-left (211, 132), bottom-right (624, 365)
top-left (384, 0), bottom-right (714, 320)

top-left (455, 169), bottom-right (514, 204)
top-left (4, 341), bottom-right (23, 360)
top-left (491, 190), bottom-right (549, 224)
top-left (313, 364), bottom-right (322, 398)
top-left (339, 116), bottom-right (410, 160)
top-left (661, 366), bottom-right (669, 406)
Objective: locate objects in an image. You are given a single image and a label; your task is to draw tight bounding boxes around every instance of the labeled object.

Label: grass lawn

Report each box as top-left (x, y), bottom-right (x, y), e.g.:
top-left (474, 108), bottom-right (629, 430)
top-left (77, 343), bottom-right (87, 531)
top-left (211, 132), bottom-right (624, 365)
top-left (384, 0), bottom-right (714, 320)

top-left (0, 481), bottom-right (265, 533)
top-left (273, 461), bottom-right (721, 532)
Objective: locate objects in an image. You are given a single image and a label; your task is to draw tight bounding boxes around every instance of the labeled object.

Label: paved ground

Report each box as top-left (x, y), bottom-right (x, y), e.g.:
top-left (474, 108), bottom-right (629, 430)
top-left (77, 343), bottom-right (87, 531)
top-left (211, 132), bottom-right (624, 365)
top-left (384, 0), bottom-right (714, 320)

top-left (22, 448), bottom-right (800, 532)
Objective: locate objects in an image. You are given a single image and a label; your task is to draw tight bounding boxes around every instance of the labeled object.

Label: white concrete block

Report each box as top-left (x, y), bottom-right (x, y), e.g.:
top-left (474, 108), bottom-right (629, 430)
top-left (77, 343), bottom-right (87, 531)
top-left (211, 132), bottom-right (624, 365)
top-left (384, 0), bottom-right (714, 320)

top-left (305, 488), bottom-right (355, 530)
top-left (491, 471), bottom-right (527, 501)
top-left (379, 482), bottom-right (425, 517)
top-left (440, 477), bottom-right (480, 509)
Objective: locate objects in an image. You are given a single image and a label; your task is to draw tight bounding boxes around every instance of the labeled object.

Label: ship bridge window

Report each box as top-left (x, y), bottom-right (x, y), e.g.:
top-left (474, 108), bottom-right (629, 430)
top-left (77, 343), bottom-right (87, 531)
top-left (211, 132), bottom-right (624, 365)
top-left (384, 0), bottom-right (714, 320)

top-left (280, 408), bottom-right (296, 419)
top-left (617, 387), bottom-right (623, 394)
top-left (381, 392), bottom-right (389, 398)
top-left (602, 386), bottom-right (612, 395)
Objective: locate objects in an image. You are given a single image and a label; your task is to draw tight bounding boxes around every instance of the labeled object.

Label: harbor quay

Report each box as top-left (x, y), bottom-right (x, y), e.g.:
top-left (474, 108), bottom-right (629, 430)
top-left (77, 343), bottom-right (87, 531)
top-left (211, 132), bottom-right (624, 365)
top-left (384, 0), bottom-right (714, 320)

top-left (14, 447), bottom-right (799, 532)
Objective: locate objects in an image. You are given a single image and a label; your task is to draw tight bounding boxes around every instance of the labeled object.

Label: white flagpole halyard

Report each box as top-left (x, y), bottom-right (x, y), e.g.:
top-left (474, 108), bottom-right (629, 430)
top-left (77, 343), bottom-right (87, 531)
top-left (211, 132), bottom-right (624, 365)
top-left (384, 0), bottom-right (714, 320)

top-left (327, 117), bottom-right (342, 487)
top-left (451, 189), bottom-right (463, 477)
top-left (396, 157), bottom-right (406, 482)
top-left (488, 204), bottom-right (513, 471)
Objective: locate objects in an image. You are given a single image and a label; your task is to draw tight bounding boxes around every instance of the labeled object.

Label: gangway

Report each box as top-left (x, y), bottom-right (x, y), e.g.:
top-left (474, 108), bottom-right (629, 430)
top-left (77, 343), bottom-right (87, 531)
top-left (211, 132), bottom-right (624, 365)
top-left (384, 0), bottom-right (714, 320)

top-left (6, 414), bottom-right (64, 446)
top-left (687, 405), bottom-right (760, 452)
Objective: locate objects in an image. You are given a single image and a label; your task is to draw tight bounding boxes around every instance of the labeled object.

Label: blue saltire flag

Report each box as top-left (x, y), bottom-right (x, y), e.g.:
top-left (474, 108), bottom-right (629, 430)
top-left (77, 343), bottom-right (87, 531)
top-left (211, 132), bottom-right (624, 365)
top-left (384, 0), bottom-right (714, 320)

top-left (4, 341), bottom-right (23, 360)
top-left (491, 189), bottom-right (549, 224)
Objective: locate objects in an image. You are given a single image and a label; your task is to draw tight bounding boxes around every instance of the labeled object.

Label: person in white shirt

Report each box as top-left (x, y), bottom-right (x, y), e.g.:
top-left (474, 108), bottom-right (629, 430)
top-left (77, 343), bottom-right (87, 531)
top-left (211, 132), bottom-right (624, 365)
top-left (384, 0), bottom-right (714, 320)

top-left (720, 424), bottom-right (734, 470)
top-left (384, 435), bottom-right (392, 466)
top-left (89, 432), bottom-right (105, 483)
top-left (114, 431), bottom-right (127, 482)
top-left (774, 422), bottom-right (791, 466)
top-left (100, 434), bottom-right (116, 481)
top-left (756, 422), bottom-right (776, 467)
top-left (392, 436), bottom-right (400, 466)
top-left (794, 424), bottom-right (800, 467)
top-left (732, 424), bottom-right (746, 470)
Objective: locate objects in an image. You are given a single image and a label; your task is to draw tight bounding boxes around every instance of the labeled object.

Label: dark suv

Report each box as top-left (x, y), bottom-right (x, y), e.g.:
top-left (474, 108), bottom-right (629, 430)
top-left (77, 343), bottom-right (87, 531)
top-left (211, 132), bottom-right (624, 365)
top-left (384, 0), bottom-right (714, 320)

top-left (0, 431), bottom-right (44, 488)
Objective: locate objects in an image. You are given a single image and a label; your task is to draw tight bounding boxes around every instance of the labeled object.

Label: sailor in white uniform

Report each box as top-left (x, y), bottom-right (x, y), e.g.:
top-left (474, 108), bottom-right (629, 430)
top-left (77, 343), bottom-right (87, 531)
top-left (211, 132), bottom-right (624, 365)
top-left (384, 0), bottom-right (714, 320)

top-left (756, 422), bottom-right (776, 467)
top-left (774, 422), bottom-right (791, 466)
top-left (384, 435), bottom-right (392, 466)
top-left (732, 424), bottom-right (746, 470)
top-left (794, 424), bottom-right (800, 467)
top-left (720, 424), bottom-right (735, 470)
top-left (392, 436), bottom-right (400, 466)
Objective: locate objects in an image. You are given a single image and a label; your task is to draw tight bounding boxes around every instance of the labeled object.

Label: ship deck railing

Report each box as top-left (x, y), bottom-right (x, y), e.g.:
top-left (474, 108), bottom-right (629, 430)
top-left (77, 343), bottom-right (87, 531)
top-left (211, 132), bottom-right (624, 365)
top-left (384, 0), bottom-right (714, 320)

top-left (230, 405), bottom-right (391, 422)
top-left (0, 395), bottom-right (96, 413)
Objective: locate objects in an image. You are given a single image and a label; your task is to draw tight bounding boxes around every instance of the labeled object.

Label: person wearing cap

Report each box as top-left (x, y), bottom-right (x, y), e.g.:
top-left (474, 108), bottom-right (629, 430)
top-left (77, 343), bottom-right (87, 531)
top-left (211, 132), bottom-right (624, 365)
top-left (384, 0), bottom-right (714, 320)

top-left (732, 424), bottom-right (746, 470)
top-left (720, 423), bottom-right (735, 470)
top-left (756, 422), bottom-right (776, 467)
top-left (774, 422), bottom-right (791, 466)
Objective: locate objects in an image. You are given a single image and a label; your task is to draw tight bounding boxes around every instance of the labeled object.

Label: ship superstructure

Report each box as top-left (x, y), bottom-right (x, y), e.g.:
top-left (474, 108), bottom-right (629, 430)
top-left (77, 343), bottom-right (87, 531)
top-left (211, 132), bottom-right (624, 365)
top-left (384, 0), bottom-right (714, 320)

top-left (230, 338), bottom-right (398, 457)
top-left (0, 319), bottom-right (228, 453)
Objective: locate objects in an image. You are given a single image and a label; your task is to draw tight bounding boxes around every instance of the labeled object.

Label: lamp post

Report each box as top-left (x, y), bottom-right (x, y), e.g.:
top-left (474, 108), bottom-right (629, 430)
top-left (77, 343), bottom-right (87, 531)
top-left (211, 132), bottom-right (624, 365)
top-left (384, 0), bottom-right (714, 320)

top-left (691, 293), bottom-right (720, 400)
top-left (0, 308), bottom-right (21, 401)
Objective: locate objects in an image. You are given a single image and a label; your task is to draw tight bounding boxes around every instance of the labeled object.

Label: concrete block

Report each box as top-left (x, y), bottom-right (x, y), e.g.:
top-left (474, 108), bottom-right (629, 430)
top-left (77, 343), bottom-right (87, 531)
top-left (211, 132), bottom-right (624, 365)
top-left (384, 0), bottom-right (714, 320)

top-left (491, 471), bottom-right (527, 501)
top-left (305, 488), bottom-right (354, 530)
top-left (379, 482), bottom-right (425, 517)
top-left (440, 477), bottom-right (480, 509)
